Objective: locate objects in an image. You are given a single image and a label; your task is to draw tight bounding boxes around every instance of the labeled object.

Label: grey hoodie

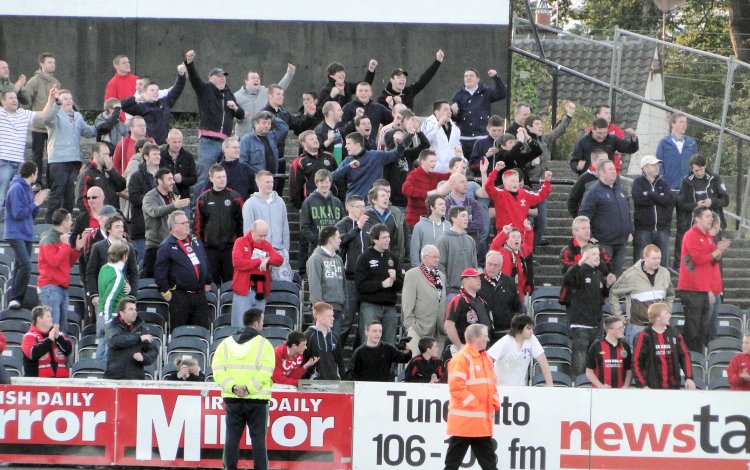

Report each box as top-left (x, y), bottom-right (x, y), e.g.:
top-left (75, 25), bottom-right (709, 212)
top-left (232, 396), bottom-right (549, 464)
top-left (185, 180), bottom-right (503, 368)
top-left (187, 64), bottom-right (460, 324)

top-left (410, 216), bottom-right (449, 267)
top-left (436, 229), bottom-right (478, 293)
top-left (306, 246), bottom-right (346, 310)
top-left (242, 191), bottom-right (290, 251)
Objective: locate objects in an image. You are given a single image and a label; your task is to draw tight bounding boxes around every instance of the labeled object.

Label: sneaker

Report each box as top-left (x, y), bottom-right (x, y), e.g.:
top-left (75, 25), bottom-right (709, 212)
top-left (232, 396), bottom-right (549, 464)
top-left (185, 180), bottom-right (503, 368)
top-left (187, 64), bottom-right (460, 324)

top-left (8, 300), bottom-right (20, 309)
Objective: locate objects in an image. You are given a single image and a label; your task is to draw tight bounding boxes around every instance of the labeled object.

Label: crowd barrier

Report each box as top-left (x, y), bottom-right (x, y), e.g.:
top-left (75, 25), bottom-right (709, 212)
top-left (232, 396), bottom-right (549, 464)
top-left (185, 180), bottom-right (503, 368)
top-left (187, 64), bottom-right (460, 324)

top-left (1, 378), bottom-right (748, 469)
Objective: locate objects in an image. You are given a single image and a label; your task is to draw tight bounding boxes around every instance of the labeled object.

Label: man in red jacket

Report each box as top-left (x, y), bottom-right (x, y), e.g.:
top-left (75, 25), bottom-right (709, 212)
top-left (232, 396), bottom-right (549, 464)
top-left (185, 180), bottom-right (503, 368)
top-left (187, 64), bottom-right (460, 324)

top-left (402, 149), bottom-right (451, 228)
top-left (490, 220), bottom-right (534, 302)
top-left (231, 219), bottom-right (283, 327)
top-left (271, 331), bottom-right (319, 387)
top-left (677, 206), bottom-right (731, 352)
top-left (104, 55), bottom-right (137, 123)
top-left (38, 208), bottom-right (85, 333)
top-left (21, 306), bottom-right (73, 378)
top-left (728, 334), bottom-right (750, 391)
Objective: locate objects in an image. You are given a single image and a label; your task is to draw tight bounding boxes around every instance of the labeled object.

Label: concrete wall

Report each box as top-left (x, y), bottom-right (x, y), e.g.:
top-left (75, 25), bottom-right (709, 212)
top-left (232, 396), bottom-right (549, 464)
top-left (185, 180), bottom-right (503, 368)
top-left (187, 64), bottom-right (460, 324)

top-left (0, 18), bottom-right (510, 116)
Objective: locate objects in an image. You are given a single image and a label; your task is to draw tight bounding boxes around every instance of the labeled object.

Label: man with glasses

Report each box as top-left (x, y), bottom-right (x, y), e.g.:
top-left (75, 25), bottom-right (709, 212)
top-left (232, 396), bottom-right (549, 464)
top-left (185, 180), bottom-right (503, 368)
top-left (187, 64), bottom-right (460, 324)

top-left (401, 244), bottom-right (447, 356)
top-left (585, 316), bottom-right (632, 388)
top-left (75, 142), bottom-right (126, 211)
top-left (155, 210), bottom-right (212, 329)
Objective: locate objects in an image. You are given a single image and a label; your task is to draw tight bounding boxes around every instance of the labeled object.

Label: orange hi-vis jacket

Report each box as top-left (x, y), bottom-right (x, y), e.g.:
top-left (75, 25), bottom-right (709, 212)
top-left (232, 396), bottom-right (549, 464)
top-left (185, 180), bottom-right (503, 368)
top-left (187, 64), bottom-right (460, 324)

top-left (446, 344), bottom-right (500, 437)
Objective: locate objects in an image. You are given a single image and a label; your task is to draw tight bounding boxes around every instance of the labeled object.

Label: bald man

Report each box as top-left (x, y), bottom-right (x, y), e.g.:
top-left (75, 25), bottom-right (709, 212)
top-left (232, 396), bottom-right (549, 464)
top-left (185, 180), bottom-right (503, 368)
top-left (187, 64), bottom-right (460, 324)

top-left (160, 129), bottom-right (197, 200)
top-left (443, 172), bottom-right (485, 247)
top-left (231, 219), bottom-right (284, 327)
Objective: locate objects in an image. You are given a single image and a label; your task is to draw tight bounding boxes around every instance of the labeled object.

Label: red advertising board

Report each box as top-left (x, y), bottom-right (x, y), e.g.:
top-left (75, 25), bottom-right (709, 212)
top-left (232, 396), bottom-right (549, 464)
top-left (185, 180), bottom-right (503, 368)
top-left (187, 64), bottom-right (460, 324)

top-left (115, 386), bottom-right (353, 469)
top-left (0, 384), bottom-right (116, 466)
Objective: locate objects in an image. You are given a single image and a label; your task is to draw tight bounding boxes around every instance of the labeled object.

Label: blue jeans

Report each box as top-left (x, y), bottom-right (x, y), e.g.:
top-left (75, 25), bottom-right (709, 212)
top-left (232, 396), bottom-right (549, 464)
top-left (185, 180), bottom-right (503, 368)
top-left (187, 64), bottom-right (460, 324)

top-left (633, 229), bottom-right (670, 267)
top-left (341, 279), bottom-right (359, 344)
top-left (624, 323), bottom-right (646, 351)
top-left (600, 243), bottom-right (627, 277)
top-left (705, 294), bottom-right (721, 344)
top-left (194, 138), bottom-right (223, 197)
top-left (96, 312), bottom-right (108, 362)
top-left (132, 238), bottom-right (146, 272)
top-left (532, 199), bottom-right (548, 247)
top-left (45, 161), bottom-right (80, 223)
top-left (38, 284), bottom-right (69, 333)
top-left (359, 302), bottom-right (398, 346)
top-left (231, 291), bottom-right (266, 327)
top-left (570, 326), bottom-right (601, 377)
top-left (7, 239), bottom-right (32, 305)
top-left (475, 197), bottom-right (491, 267)
top-left (0, 159), bottom-right (20, 217)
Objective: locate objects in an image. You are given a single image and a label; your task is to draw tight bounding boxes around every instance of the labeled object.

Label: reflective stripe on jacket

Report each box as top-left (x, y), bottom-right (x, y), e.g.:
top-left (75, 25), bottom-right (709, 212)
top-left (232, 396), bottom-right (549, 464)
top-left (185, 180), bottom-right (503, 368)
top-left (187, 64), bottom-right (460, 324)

top-left (212, 335), bottom-right (275, 400)
top-left (446, 344), bottom-right (499, 437)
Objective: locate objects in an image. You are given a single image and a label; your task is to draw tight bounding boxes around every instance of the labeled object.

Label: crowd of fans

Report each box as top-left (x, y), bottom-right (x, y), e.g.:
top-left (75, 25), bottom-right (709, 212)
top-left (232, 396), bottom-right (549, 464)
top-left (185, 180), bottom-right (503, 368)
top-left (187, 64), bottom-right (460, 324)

top-left (0, 48), bottom-right (747, 391)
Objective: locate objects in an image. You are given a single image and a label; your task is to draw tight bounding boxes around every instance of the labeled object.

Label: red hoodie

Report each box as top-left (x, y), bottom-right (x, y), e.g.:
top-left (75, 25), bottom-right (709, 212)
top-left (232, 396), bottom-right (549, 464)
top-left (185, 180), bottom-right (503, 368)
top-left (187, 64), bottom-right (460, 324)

top-left (38, 228), bottom-right (81, 288)
top-left (231, 230), bottom-right (284, 296)
top-left (272, 343), bottom-right (307, 386)
top-left (677, 225), bottom-right (720, 292)
top-left (727, 353), bottom-right (750, 391)
top-left (490, 227), bottom-right (534, 301)
top-left (402, 166), bottom-right (450, 227)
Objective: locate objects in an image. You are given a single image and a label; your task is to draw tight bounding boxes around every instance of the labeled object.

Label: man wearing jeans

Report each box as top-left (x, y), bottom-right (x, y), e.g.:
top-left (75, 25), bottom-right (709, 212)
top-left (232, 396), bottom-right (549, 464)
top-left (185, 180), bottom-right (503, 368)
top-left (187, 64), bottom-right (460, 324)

top-left (37, 209), bottom-right (85, 331)
top-left (0, 86), bottom-right (56, 214)
top-left (354, 224), bottom-right (403, 346)
top-left (184, 50), bottom-right (245, 196)
top-left (4, 162), bottom-right (49, 309)
top-left (631, 155), bottom-right (673, 266)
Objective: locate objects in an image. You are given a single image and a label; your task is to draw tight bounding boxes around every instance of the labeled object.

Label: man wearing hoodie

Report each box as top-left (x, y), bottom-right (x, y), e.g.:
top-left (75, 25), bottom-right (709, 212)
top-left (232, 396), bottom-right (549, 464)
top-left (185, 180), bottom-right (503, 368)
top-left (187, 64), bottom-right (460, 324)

top-left (184, 50), bottom-right (246, 195)
top-left (303, 301), bottom-right (345, 380)
top-left (402, 149), bottom-right (451, 229)
top-left (378, 50), bottom-right (444, 109)
top-left (410, 194), bottom-right (450, 268)
top-left (4, 162), bottom-right (49, 309)
top-left (24, 52), bottom-right (60, 182)
top-left (212, 307), bottom-right (275, 470)
top-left (307, 226), bottom-right (346, 337)
top-left (450, 67), bottom-right (508, 158)
top-left (299, 169), bottom-right (344, 278)
top-left (632, 155), bottom-right (673, 266)
top-left (436, 206), bottom-right (478, 303)
top-left (355, 224), bottom-right (404, 346)
top-left (231, 220), bottom-right (284, 327)
top-left (242, 171), bottom-right (292, 282)
top-left (362, 186), bottom-right (404, 265)
top-left (44, 89), bottom-right (116, 222)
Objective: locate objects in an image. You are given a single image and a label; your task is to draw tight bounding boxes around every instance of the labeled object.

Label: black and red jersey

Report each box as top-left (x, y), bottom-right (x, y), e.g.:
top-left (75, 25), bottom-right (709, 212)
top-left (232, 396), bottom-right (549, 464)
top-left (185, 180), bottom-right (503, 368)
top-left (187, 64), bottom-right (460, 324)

top-left (586, 338), bottom-right (632, 388)
top-left (633, 325), bottom-right (692, 389)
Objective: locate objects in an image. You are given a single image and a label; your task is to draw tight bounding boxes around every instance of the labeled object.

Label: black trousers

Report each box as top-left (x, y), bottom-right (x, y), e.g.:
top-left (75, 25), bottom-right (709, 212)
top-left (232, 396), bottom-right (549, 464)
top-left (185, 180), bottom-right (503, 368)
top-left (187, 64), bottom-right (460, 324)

top-left (31, 131), bottom-right (48, 184)
top-left (444, 435), bottom-right (497, 470)
top-left (680, 289), bottom-right (710, 352)
top-left (223, 399), bottom-right (269, 470)
top-left (206, 246), bottom-right (233, 286)
top-left (142, 246), bottom-right (159, 278)
top-left (169, 290), bottom-right (210, 329)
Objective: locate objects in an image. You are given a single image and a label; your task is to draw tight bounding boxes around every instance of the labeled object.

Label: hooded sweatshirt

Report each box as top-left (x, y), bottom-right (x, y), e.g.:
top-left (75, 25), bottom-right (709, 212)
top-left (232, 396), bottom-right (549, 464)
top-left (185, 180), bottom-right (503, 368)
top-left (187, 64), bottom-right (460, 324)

top-left (436, 229), bottom-right (478, 293)
top-left (306, 246), bottom-right (346, 310)
top-left (300, 191), bottom-right (344, 244)
top-left (4, 175), bottom-right (40, 241)
top-left (242, 191), bottom-right (290, 251)
top-left (303, 326), bottom-right (344, 380)
top-left (410, 216), bottom-right (449, 267)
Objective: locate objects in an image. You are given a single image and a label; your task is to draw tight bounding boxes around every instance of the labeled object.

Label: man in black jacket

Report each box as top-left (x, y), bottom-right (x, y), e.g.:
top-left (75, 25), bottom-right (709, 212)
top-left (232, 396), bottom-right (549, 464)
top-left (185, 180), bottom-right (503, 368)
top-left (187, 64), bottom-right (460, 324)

top-left (341, 82), bottom-right (392, 147)
top-left (75, 142), bottom-right (126, 212)
top-left (337, 196), bottom-right (368, 346)
top-left (631, 155), bottom-right (673, 266)
top-left (195, 164), bottom-right (244, 285)
top-left (105, 298), bottom-right (158, 380)
top-left (184, 49), bottom-right (246, 196)
top-left (378, 50), bottom-right (444, 110)
top-left (289, 130), bottom-right (339, 209)
top-left (354, 224), bottom-right (403, 346)
top-left (86, 214), bottom-right (139, 311)
top-left (127, 143), bottom-right (160, 266)
top-left (160, 129), bottom-right (197, 200)
top-left (479, 251), bottom-right (522, 341)
top-left (563, 244), bottom-right (615, 377)
top-left (319, 59), bottom-right (377, 107)
top-left (570, 118), bottom-right (639, 175)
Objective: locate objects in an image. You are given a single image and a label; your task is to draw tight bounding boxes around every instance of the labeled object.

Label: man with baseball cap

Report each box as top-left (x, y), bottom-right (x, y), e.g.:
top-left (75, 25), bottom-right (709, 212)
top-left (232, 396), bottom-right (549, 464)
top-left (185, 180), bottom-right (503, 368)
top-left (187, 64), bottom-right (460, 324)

top-left (378, 49), bottom-right (445, 110)
top-left (183, 50), bottom-right (245, 198)
top-left (443, 267), bottom-right (492, 360)
top-left (631, 154), bottom-right (673, 266)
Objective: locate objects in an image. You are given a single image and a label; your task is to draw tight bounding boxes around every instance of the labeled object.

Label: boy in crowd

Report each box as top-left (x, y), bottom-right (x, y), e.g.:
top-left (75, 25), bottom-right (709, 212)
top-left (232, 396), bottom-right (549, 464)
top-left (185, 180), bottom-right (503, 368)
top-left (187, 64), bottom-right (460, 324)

top-left (585, 316), bottom-right (632, 388)
top-left (272, 331), bottom-right (319, 387)
top-left (404, 336), bottom-right (445, 383)
top-left (348, 320), bottom-right (412, 381)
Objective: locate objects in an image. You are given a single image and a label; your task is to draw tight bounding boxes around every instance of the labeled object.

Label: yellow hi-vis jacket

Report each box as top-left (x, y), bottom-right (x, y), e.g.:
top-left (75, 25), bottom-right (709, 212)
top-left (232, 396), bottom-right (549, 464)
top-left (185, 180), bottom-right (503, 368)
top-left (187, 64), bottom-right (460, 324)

top-left (446, 344), bottom-right (500, 437)
top-left (212, 331), bottom-right (275, 400)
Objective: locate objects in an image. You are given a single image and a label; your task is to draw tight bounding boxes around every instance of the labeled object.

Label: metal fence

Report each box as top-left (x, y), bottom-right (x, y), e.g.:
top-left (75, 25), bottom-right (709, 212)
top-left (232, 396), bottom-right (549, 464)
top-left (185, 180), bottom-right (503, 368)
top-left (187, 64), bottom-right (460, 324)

top-left (511, 16), bottom-right (750, 234)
